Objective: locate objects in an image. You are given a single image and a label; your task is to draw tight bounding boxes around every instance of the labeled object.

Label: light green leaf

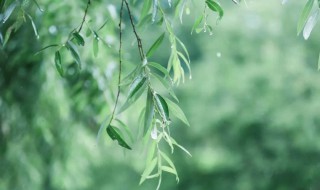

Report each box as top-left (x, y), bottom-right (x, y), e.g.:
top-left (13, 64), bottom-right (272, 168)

top-left (138, 14), bottom-right (152, 28)
top-left (164, 97), bottom-right (190, 126)
top-left (160, 151), bottom-right (177, 172)
top-left (73, 32), bottom-right (85, 46)
top-left (106, 125), bottom-right (132, 150)
top-left (66, 41), bottom-right (81, 69)
top-left (147, 62), bottom-right (170, 77)
top-left (147, 33), bottom-right (165, 58)
top-left (297, 0), bottom-right (315, 35)
top-left (303, 9), bottom-right (319, 40)
top-left (93, 38), bottom-right (99, 57)
top-left (26, 14), bottom-right (39, 39)
top-left (154, 94), bottom-right (169, 121)
top-left (96, 115), bottom-right (111, 144)
top-left (141, 0), bottom-right (152, 19)
top-left (54, 51), bottom-right (63, 77)
top-left (151, 72), bottom-right (179, 102)
top-left (191, 15), bottom-right (204, 34)
top-left (140, 157), bottom-right (158, 185)
top-left (144, 88), bottom-right (155, 136)
top-left (2, 2), bottom-right (16, 23)
top-left (152, 0), bottom-right (158, 22)
top-left (163, 132), bottom-right (174, 153)
top-left (161, 166), bottom-right (178, 181)
top-left (205, 0), bottom-right (224, 19)
top-left (169, 136), bottom-right (192, 157)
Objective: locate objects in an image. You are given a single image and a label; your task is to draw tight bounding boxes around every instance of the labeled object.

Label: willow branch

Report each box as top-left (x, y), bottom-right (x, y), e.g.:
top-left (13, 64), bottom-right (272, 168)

top-left (124, 0), bottom-right (145, 61)
top-left (78, 0), bottom-right (91, 32)
top-left (109, 0), bottom-right (125, 124)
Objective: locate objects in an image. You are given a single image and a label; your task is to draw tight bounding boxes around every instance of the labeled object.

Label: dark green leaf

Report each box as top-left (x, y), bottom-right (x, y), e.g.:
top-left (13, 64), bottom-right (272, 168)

top-left (154, 94), bottom-right (169, 121)
top-left (0, 0), bottom-right (6, 12)
top-left (144, 88), bottom-right (154, 136)
top-left (66, 41), bottom-right (81, 69)
top-left (146, 33), bottom-right (165, 58)
top-left (54, 51), bottom-right (63, 77)
top-left (73, 32), bottom-right (85, 46)
top-left (106, 125), bottom-right (132, 150)
top-left (297, 0), bottom-right (315, 35)
top-left (128, 75), bottom-right (147, 99)
top-left (205, 0), bottom-right (224, 19)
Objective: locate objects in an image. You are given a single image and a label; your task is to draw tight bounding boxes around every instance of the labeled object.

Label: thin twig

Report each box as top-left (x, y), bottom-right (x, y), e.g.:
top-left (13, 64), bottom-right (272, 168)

top-left (124, 0), bottom-right (145, 61)
top-left (109, 0), bottom-right (125, 124)
top-left (78, 0), bottom-right (91, 32)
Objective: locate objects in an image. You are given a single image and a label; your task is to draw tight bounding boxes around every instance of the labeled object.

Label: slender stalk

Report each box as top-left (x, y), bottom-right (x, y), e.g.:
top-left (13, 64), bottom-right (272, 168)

top-left (108, 0), bottom-right (125, 125)
top-left (124, 0), bottom-right (145, 61)
top-left (78, 0), bottom-right (91, 32)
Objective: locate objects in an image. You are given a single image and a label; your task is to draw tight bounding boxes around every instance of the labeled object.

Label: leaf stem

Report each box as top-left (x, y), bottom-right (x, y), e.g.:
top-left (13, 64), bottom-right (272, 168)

top-left (78, 0), bottom-right (91, 32)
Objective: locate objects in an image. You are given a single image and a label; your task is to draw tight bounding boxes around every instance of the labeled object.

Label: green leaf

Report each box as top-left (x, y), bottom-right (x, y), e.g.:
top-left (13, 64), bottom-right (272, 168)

top-left (140, 157), bottom-right (158, 185)
top-left (144, 88), bottom-right (155, 136)
top-left (163, 97), bottom-right (190, 126)
top-left (106, 125), bottom-right (132, 150)
top-left (205, 0), bottom-right (224, 19)
top-left (303, 9), bottom-right (319, 40)
top-left (137, 14), bottom-right (152, 28)
top-left (35, 44), bottom-right (60, 55)
top-left (73, 32), bottom-right (85, 46)
top-left (161, 166), bottom-right (178, 181)
top-left (66, 41), bottom-right (81, 69)
top-left (151, 72), bottom-right (179, 102)
top-left (26, 14), bottom-right (39, 39)
top-left (54, 51), bottom-right (63, 77)
top-left (169, 136), bottom-right (192, 157)
top-left (160, 151), bottom-right (177, 173)
top-left (114, 119), bottom-right (134, 143)
top-left (297, 0), bottom-right (315, 35)
top-left (93, 36), bottom-right (99, 57)
top-left (146, 33), bottom-right (165, 58)
top-left (147, 62), bottom-right (170, 77)
top-left (191, 15), bottom-right (203, 34)
top-left (118, 80), bottom-right (147, 114)
top-left (96, 115), bottom-right (111, 144)
top-left (141, 0), bottom-right (152, 19)
top-left (2, 2), bottom-right (16, 24)
top-left (152, 0), bottom-right (158, 22)
top-left (128, 75), bottom-right (147, 99)
top-left (154, 94), bottom-right (169, 121)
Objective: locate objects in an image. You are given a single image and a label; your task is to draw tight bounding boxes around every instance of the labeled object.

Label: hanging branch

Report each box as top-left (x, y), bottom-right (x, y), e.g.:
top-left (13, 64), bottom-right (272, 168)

top-left (78, 0), bottom-right (91, 32)
top-left (124, 0), bottom-right (145, 61)
top-left (108, 0), bottom-right (125, 124)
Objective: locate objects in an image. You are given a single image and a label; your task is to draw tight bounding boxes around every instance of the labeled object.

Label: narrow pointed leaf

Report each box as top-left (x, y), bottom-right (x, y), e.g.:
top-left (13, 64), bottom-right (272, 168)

top-left (66, 41), bottom-right (81, 69)
top-left (144, 88), bottom-right (155, 135)
top-left (154, 94), bottom-right (169, 121)
top-left (169, 136), bottom-right (192, 157)
top-left (191, 15), bottom-right (203, 34)
top-left (152, 0), bottom-right (158, 22)
top-left (128, 75), bottom-right (147, 99)
top-left (106, 125), bottom-right (132, 150)
top-left (27, 14), bottom-right (39, 39)
top-left (164, 97), bottom-right (189, 126)
top-left (2, 2), bottom-right (16, 23)
top-left (160, 151), bottom-right (176, 171)
top-left (96, 115), bottom-right (111, 144)
top-left (54, 51), bottom-right (63, 77)
top-left (146, 33), bottom-right (165, 58)
top-left (205, 0), bottom-right (224, 19)
top-left (151, 73), bottom-right (179, 102)
top-left (148, 62), bottom-right (170, 77)
top-left (297, 0), bottom-right (315, 35)
top-left (303, 10), bottom-right (319, 40)
top-left (93, 37), bottom-right (99, 57)
top-left (73, 32), bottom-right (85, 46)
top-left (141, 0), bottom-right (152, 19)
top-left (140, 157), bottom-right (158, 185)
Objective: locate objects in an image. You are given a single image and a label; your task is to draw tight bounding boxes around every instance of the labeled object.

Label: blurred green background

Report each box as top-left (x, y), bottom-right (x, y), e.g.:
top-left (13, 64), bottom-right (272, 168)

top-left (1, 0), bottom-right (320, 189)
